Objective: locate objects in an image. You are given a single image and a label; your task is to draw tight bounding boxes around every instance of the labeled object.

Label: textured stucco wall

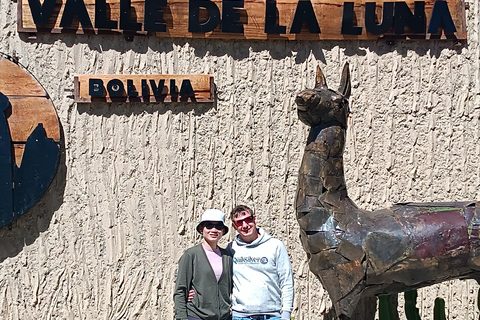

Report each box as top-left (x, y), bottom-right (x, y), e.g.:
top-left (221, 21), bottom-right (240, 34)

top-left (1, 0), bottom-right (480, 319)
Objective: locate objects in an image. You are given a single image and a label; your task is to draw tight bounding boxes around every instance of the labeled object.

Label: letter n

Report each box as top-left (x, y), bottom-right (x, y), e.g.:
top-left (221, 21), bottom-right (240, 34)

top-left (393, 1), bottom-right (425, 34)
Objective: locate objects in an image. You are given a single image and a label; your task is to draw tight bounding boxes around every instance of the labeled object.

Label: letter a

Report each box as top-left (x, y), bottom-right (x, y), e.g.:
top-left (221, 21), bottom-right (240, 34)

top-left (428, 0), bottom-right (456, 34)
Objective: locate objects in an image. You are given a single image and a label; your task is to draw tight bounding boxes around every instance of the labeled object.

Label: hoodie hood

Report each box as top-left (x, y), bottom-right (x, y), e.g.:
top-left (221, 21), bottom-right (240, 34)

top-left (235, 228), bottom-right (271, 248)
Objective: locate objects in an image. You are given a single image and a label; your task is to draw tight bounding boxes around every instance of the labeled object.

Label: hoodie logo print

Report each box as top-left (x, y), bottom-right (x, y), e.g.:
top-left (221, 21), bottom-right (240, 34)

top-left (233, 257), bottom-right (269, 264)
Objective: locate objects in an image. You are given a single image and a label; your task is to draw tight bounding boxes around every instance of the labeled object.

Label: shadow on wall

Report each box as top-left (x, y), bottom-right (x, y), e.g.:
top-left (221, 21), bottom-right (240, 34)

top-left (0, 123), bottom-right (67, 263)
top-left (75, 99), bottom-right (216, 117)
top-left (18, 32), bottom-right (465, 63)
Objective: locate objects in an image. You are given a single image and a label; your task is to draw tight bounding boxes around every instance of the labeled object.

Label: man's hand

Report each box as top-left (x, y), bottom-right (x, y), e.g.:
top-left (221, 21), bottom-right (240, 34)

top-left (187, 289), bottom-right (195, 302)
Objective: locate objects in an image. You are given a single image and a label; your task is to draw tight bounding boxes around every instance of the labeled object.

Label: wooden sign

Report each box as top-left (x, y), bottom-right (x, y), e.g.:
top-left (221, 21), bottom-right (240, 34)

top-left (74, 74), bottom-right (214, 103)
top-left (0, 56), bottom-right (60, 228)
top-left (18, 0), bottom-right (466, 40)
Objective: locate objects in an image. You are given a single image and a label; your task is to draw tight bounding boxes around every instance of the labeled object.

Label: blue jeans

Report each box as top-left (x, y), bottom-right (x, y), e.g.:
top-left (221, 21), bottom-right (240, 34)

top-left (232, 317), bottom-right (281, 320)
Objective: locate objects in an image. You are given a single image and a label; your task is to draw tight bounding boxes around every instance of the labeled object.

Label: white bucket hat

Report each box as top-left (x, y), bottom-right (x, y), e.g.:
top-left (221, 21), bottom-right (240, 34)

top-left (196, 209), bottom-right (229, 234)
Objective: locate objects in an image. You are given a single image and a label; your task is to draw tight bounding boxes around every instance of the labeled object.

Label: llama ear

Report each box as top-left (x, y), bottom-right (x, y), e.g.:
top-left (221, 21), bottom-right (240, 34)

top-left (315, 66), bottom-right (327, 90)
top-left (338, 63), bottom-right (351, 99)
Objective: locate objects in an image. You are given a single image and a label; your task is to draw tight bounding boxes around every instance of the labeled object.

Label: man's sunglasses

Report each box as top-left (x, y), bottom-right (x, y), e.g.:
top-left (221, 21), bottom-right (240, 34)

top-left (234, 216), bottom-right (254, 227)
top-left (203, 222), bottom-right (224, 230)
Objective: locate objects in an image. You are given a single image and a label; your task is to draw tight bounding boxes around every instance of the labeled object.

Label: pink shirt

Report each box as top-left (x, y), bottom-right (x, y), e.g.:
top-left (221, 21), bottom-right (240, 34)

top-left (202, 244), bottom-right (223, 281)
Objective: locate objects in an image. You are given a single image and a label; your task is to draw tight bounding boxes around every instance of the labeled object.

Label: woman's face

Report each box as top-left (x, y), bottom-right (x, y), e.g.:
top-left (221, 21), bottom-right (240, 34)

top-left (201, 221), bottom-right (225, 243)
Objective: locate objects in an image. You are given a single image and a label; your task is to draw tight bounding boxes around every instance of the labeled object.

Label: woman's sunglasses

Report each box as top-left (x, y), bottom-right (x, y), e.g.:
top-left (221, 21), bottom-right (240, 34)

top-left (203, 222), bottom-right (224, 230)
top-left (234, 216), bottom-right (254, 227)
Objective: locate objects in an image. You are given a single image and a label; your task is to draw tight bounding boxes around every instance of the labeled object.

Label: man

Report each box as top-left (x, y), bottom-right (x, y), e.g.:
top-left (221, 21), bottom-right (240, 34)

top-left (227, 205), bottom-right (294, 320)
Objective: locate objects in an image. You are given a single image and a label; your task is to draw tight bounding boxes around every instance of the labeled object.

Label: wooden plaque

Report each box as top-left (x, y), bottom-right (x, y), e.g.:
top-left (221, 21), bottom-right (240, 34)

top-left (0, 56), bottom-right (60, 226)
top-left (0, 57), bottom-right (61, 162)
top-left (18, 0), bottom-right (466, 40)
top-left (74, 74), bottom-right (214, 103)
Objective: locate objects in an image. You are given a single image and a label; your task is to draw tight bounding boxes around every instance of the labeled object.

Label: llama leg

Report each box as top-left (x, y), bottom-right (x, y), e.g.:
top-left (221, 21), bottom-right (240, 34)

top-left (335, 295), bottom-right (377, 320)
top-left (308, 250), bottom-right (366, 319)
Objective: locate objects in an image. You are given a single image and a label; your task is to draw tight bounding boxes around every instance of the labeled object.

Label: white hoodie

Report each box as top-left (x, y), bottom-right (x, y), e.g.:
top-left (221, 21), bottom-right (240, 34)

top-left (227, 228), bottom-right (294, 319)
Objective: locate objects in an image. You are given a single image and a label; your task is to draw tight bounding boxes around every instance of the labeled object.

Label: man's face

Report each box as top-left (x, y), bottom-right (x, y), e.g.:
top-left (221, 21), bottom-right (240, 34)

top-left (232, 210), bottom-right (258, 243)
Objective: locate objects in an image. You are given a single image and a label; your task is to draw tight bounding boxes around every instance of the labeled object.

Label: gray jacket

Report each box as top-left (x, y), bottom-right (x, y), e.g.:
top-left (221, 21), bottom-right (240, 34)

top-left (174, 244), bottom-right (233, 320)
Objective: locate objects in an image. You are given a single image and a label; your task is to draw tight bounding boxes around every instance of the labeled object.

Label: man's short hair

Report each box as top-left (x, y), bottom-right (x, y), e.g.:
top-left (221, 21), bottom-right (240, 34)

top-left (230, 205), bottom-right (254, 221)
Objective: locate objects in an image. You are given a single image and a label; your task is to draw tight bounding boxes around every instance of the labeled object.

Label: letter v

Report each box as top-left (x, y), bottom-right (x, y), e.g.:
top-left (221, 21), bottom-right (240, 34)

top-left (28, 0), bottom-right (56, 26)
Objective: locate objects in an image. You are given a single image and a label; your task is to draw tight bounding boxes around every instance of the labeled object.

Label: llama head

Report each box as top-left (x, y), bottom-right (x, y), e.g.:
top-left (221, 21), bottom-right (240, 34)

top-left (295, 63), bottom-right (351, 128)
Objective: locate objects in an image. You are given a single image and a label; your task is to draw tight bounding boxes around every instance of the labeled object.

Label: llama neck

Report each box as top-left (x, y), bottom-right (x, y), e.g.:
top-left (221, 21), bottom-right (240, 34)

top-left (296, 122), bottom-right (349, 225)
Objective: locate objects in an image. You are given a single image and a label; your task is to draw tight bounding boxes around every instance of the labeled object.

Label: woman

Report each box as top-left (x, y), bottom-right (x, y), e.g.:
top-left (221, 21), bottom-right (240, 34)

top-left (174, 209), bottom-right (233, 320)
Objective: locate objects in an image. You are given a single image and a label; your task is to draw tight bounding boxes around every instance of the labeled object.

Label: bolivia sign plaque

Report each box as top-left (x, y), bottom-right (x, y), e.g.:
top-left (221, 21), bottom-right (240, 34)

top-left (74, 74), bottom-right (214, 103)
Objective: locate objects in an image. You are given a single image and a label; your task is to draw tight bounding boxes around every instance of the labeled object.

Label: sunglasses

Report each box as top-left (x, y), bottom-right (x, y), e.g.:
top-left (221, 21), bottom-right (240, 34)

top-left (203, 222), bottom-right (224, 231)
top-left (234, 216), bottom-right (254, 227)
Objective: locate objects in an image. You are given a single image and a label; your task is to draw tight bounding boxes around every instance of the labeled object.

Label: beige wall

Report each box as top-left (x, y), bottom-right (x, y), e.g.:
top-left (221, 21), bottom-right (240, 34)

top-left (1, 0), bottom-right (480, 319)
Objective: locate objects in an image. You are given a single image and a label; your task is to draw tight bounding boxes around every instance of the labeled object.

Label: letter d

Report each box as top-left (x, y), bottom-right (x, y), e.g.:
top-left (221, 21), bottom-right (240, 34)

top-left (188, 0), bottom-right (221, 33)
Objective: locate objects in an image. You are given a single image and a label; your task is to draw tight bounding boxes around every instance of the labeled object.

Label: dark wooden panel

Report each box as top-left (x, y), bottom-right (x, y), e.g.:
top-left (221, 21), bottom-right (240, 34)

top-left (13, 123), bottom-right (60, 216)
top-left (0, 93), bottom-right (13, 227)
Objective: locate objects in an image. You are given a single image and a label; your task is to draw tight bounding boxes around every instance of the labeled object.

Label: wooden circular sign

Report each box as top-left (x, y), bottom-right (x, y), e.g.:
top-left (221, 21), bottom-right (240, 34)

top-left (0, 56), bottom-right (60, 228)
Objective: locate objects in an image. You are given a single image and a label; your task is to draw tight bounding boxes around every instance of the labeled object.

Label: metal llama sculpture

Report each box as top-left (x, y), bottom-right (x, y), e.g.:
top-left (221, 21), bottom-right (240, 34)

top-left (295, 63), bottom-right (480, 320)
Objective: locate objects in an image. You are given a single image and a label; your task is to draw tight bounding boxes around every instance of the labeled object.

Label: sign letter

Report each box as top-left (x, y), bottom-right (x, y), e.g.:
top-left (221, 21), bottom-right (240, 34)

top-left (393, 1), bottom-right (425, 34)
top-left (95, 0), bottom-right (118, 29)
top-left (107, 79), bottom-right (125, 97)
top-left (28, 0), bottom-right (56, 26)
top-left (180, 80), bottom-right (195, 100)
top-left (290, 1), bottom-right (320, 34)
top-left (365, 2), bottom-right (393, 35)
top-left (127, 80), bottom-right (139, 97)
top-left (150, 79), bottom-right (166, 96)
top-left (428, 0), bottom-right (456, 34)
top-left (144, 0), bottom-right (167, 32)
top-left (222, 0), bottom-right (244, 33)
top-left (120, 0), bottom-right (142, 30)
top-left (265, 1), bottom-right (286, 34)
top-left (188, 0), bottom-right (221, 33)
top-left (89, 79), bottom-right (104, 96)
top-left (60, 0), bottom-right (93, 28)
top-left (341, 2), bottom-right (362, 34)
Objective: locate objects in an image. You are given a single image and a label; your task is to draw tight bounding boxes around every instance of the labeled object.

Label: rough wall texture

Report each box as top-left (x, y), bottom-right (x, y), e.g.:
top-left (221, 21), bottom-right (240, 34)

top-left (1, 0), bottom-right (480, 319)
